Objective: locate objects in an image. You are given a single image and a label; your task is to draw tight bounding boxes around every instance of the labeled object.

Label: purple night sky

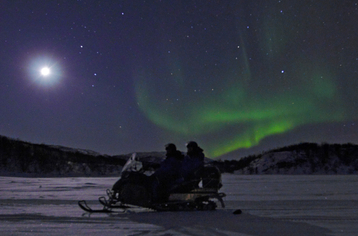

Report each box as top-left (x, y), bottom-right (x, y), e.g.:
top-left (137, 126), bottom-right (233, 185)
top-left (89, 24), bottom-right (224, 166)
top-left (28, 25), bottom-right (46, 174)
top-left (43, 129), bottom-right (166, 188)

top-left (1, 1), bottom-right (358, 159)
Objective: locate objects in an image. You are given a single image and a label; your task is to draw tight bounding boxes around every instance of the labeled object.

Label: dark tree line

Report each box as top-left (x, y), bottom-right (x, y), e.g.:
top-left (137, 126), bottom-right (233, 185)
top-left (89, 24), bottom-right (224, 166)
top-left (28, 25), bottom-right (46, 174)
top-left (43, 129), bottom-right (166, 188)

top-left (0, 135), bottom-right (128, 176)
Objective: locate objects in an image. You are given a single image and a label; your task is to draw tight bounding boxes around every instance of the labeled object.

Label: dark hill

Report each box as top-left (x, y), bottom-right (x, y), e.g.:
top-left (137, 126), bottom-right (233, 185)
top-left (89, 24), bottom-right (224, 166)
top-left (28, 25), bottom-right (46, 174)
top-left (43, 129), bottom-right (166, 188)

top-left (1, 135), bottom-right (358, 176)
top-left (212, 142), bottom-right (358, 174)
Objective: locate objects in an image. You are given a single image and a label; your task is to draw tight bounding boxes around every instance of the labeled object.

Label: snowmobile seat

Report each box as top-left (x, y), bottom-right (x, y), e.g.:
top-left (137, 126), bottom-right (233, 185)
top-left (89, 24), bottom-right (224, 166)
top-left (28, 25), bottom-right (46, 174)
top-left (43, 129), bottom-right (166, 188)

top-left (169, 165), bottom-right (222, 193)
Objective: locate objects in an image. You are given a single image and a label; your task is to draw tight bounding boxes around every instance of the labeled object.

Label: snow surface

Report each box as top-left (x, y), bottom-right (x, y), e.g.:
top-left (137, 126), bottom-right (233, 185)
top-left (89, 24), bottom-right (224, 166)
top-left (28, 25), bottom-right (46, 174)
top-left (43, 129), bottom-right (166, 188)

top-left (0, 174), bottom-right (357, 235)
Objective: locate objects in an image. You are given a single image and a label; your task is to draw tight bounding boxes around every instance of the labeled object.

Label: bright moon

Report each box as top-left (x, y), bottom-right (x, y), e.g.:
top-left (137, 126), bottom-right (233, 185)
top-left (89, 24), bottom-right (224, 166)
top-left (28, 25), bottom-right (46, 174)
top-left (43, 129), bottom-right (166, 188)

top-left (40, 67), bottom-right (50, 76)
top-left (28, 56), bottom-right (61, 86)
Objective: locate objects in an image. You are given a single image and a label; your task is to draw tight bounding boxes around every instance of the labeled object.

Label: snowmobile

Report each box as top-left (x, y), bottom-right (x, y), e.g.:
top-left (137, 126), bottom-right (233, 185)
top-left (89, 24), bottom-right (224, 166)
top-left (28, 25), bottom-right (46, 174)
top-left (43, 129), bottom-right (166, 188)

top-left (78, 153), bottom-right (226, 213)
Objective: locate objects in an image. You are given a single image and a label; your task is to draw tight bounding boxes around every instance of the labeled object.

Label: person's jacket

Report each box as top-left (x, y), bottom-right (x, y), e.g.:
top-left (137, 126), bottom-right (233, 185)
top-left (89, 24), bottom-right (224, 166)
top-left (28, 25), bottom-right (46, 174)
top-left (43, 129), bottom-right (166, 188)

top-left (180, 151), bottom-right (204, 180)
top-left (154, 150), bottom-right (183, 180)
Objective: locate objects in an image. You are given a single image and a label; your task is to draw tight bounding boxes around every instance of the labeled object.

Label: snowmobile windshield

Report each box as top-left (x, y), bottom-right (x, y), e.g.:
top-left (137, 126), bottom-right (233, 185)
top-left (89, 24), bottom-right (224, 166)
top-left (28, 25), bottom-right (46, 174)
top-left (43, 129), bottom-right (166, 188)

top-left (121, 153), bottom-right (143, 176)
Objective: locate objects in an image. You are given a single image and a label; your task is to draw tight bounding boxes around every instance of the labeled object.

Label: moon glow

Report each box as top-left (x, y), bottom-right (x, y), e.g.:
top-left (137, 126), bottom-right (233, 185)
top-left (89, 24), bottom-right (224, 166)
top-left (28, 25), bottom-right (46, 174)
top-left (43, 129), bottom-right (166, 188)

top-left (27, 55), bottom-right (62, 87)
top-left (40, 67), bottom-right (50, 76)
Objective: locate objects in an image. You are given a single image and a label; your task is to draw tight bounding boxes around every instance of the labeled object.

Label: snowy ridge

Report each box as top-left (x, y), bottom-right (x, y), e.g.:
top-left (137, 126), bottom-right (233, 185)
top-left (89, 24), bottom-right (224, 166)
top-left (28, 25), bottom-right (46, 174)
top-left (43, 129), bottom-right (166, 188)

top-left (232, 143), bottom-right (358, 174)
top-left (49, 145), bottom-right (104, 156)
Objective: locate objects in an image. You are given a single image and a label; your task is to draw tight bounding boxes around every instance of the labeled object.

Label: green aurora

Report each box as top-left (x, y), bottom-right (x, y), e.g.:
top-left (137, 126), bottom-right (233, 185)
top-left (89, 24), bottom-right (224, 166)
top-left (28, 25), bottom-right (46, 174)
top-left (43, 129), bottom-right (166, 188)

top-left (135, 62), bottom-right (345, 157)
top-left (133, 3), bottom-right (350, 158)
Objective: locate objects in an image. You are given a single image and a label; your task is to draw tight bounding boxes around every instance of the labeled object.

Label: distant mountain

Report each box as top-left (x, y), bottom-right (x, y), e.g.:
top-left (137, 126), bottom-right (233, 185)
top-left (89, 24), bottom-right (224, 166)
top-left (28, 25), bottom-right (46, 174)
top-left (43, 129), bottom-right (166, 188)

top-left (212, 143), bottom-right (358, 174)
top-left (0, 135), bottom-right (130, 177)
top-left (1, 135), bottom-right (358, 176)
top-left (0, 135), bottom-right (174, 177)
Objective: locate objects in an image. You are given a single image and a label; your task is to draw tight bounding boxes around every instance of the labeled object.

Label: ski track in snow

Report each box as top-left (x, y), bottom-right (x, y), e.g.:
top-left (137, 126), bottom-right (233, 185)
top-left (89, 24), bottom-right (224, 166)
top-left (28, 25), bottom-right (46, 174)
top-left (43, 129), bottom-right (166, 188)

top-left (0, 175), bottom-right (357, 236)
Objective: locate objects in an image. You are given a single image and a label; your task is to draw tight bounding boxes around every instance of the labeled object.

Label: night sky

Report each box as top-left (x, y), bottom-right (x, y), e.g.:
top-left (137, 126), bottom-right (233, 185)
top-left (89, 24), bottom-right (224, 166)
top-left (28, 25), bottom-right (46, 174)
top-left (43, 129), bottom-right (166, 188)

top-left (1, 1), bottom-right (358, 159)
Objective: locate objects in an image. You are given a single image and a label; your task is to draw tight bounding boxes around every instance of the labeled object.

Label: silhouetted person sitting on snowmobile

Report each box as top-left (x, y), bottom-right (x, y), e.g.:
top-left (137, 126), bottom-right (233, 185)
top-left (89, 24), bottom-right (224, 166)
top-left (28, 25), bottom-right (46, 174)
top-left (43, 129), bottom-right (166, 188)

top-left (181, 141), bottom-right (205, 187)
top-left (151, 143), bottom-right (184, 202)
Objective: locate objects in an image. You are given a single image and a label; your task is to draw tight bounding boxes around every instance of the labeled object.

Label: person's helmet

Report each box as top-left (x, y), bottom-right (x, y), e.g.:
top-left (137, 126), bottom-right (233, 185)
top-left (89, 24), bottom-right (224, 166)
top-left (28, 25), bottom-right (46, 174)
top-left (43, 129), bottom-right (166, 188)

top-left (186, 141), bottom-right (198, 148)
top-left (165, 143), bottom-right (177, 151)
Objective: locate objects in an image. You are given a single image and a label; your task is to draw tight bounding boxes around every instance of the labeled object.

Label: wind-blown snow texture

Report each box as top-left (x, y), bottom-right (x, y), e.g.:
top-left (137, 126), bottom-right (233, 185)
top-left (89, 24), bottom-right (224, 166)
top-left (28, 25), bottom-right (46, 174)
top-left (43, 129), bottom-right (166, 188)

top-left (1, 175), bottom-right (357, 235)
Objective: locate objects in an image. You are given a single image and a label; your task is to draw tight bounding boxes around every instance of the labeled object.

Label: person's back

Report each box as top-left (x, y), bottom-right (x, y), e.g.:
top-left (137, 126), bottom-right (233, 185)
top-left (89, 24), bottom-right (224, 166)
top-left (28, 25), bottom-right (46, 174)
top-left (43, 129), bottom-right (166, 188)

top-left (180, 141), bottom-right (205, 181)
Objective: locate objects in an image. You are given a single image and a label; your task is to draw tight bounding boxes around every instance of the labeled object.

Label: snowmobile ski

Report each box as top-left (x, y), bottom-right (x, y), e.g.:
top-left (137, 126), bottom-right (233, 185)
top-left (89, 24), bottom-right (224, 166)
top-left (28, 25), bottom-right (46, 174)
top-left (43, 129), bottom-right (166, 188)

top-left (98, 196), bottom-right (132, 209)
top-left (78, 200), bottom-right (115, 213)
top-left (78, 196), bottom-right (134, 213)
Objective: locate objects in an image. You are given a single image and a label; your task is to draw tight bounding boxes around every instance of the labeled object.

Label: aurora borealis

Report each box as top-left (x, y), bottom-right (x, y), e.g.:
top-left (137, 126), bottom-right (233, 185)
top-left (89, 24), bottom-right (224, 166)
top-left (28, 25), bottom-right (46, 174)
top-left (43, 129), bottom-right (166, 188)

top-left (135, 44), bottom-right (345, 157)
top-left (1, 1), bottom-right (358, 158)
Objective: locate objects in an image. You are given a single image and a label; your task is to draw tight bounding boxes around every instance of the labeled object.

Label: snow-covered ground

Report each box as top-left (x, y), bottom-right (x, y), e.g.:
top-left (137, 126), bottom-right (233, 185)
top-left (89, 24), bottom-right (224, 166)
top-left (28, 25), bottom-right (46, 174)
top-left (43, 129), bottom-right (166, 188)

top-left (0, 174), bottom-right (357, 236)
